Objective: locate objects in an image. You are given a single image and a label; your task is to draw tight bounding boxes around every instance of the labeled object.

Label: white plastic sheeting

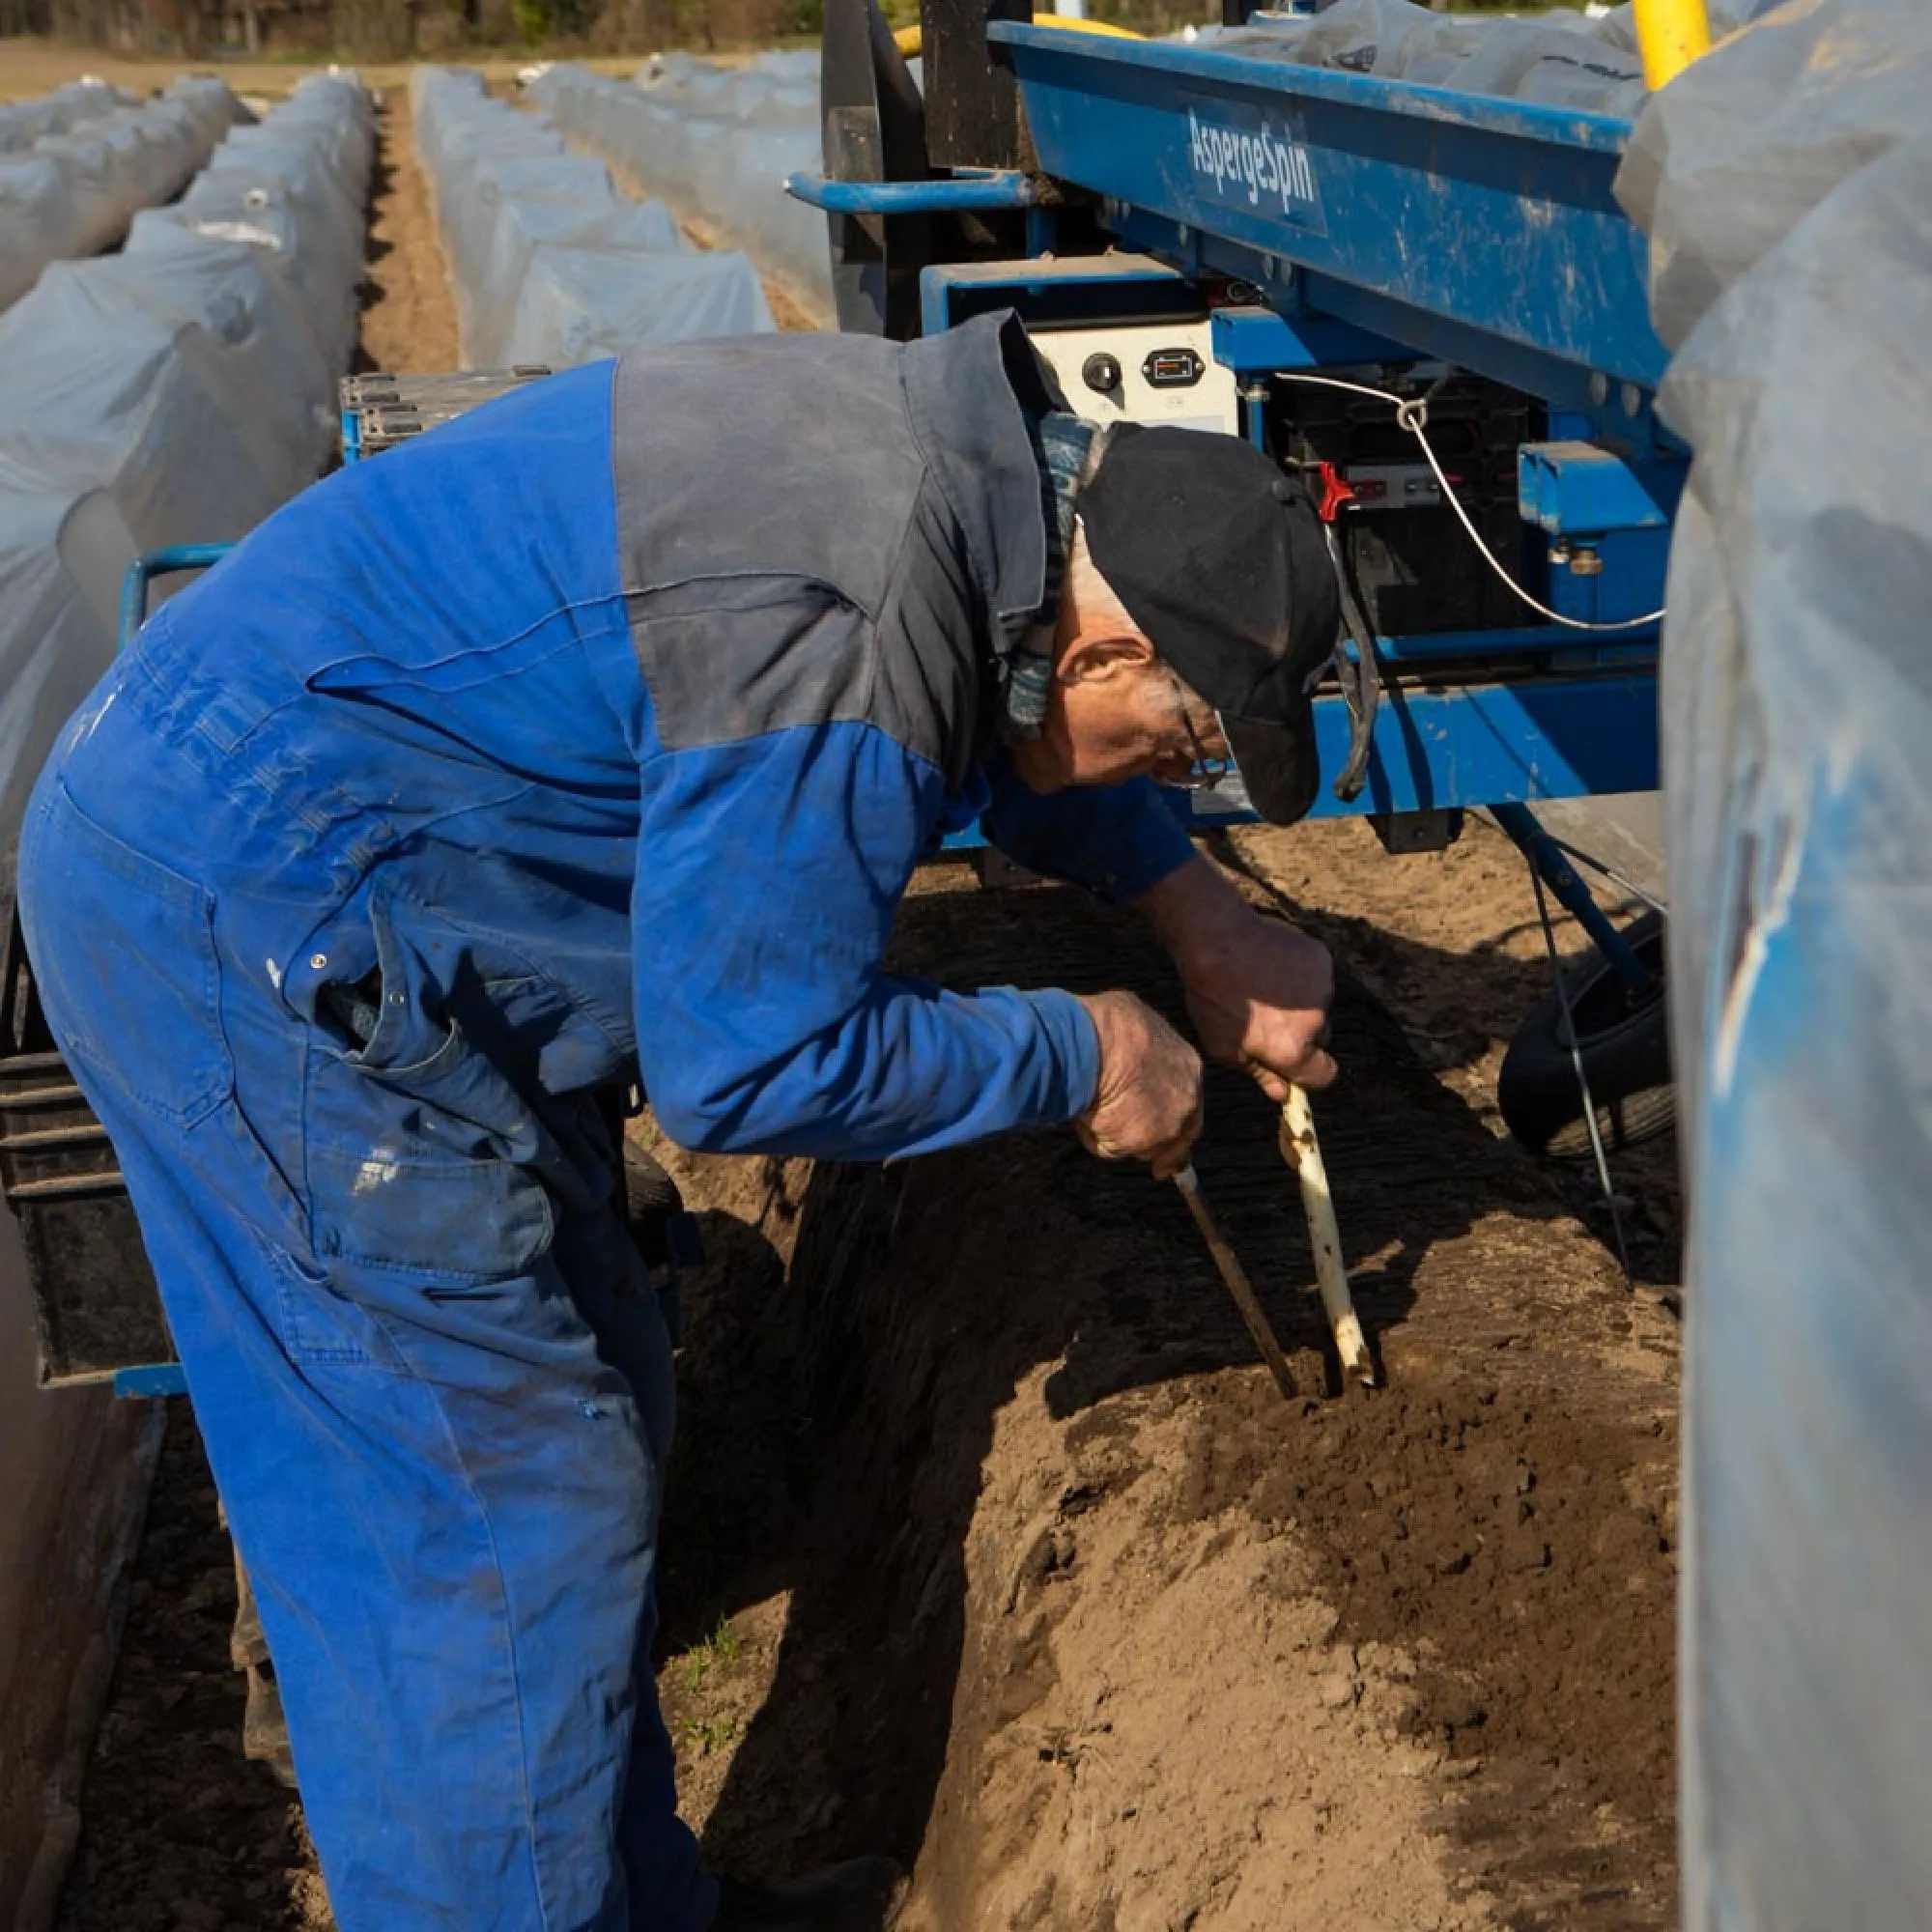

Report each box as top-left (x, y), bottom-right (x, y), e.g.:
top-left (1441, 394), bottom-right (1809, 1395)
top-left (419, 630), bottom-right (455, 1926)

top-left (1611, 2), bottom-right (1932, 1923)
top-left (0, 72), bottom-right (374, 853)
top-left (410, 66), bottom-right (772, 369)
top-left (0, 79), bottom-right (133, 153)
top-left (529, 57), bottom-right (832, 322)
top-left (1215, 0), bottom-right (1780, 116)
top-left (0, 78), bottom-right (243, 315)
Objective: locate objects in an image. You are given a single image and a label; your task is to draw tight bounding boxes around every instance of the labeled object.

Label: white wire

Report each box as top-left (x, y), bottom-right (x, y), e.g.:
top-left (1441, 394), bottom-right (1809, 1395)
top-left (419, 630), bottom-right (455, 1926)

top-left (1273, 371), bottom-right (1668, 635)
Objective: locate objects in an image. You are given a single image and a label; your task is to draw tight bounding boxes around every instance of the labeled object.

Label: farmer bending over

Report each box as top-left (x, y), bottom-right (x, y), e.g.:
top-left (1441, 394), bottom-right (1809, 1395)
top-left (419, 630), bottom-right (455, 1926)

top-left (20, 315), bottom-right (1338, 1931)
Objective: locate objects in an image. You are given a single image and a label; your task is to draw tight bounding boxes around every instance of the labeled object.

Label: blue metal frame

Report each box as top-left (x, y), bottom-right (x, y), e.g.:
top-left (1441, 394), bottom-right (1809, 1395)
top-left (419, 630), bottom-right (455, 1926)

top-left (915, 142), bottom-right (1668, 977)
top-left (114, 1363), bottom-right (190, 1399)
top-left (118, 542), bottom-right (235, 651)
top-left (1489, 801), bottom-right (1654, 991)
top-left (919, 249), bottom-right (1204, 339)
top-left (1518, 439), bottom-right (1683, 539)
top-left (991, 23), bottom-right (1668, 438)
top-left (938, 670), bottom-right (1659, 850)
top-left (783, 167), bottom-right (1036, 213)
top-left (785, 168), bottom-right (1056, 255)
top-left (1209, 300), bottom-right (1415, 375)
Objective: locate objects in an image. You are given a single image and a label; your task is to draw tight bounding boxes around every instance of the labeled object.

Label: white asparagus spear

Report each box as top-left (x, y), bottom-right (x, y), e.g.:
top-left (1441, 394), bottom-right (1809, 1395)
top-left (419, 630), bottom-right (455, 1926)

top-left (1278, 1084), bottom-right (1376, 1386)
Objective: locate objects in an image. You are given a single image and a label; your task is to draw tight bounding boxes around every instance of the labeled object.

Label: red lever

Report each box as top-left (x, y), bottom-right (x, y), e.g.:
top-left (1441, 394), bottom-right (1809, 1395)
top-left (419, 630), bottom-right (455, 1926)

top-left (1316, 461), bottom-right (1356, 524)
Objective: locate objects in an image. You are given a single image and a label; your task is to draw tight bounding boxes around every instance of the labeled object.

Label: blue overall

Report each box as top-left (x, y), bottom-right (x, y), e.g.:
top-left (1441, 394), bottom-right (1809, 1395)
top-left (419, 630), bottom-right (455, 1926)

top-left (17, 317), bottom-right (1192, 1929)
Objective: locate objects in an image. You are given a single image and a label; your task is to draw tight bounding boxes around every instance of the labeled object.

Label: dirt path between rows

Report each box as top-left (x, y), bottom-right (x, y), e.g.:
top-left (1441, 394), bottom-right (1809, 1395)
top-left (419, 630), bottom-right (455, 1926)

top-left (351, 92), bottom-right (460, 377)
top-left (47, 76), bottom-right (1684, 1932)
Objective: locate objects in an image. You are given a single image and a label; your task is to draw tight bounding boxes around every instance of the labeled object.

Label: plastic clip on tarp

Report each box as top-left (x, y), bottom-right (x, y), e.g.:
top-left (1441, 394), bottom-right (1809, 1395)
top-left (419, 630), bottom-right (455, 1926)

top-left (409, 66), bottom-right (772, 369)
top-left (527, 58), bottom-right (832, 323)
top-left (0, 72), bottom-right (375, 862)
top-left (0, 77), bottom-right (244, 315)
top-left (1608, 1), bottom-right (1932, 1923)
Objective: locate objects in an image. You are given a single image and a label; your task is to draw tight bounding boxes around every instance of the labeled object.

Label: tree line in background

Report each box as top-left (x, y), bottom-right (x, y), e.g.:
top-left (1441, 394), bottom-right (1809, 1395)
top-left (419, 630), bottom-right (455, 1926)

top-left (1, 0), bottom-right (828, 52)
top-left (0, 0), bottom-right (1509, 64)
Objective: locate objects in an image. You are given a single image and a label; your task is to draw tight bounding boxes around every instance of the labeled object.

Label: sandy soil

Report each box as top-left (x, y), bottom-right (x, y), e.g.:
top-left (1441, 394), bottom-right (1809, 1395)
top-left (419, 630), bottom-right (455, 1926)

top-left (641, 827), bottom-right (1679, 1932)
top-left (39, 54), bottom-right (1684, 1929)
top-left (52, 1419), bottom-right (331, 1932)
top-left (1226, 818), bottom-right (1682, 1293)
top-left (351, 93), bottom-right (461, 377)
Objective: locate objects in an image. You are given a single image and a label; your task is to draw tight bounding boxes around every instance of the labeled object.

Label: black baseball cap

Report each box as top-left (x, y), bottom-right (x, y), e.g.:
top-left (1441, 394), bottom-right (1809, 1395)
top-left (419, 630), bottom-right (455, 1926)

top-left (1077, 425), bottom-right (1339, 824)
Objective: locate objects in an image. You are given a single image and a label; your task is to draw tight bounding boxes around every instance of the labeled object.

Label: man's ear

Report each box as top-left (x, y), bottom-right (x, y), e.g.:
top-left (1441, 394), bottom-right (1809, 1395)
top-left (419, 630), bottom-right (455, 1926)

top-left (1057, 628), bottom-right (1156, 686)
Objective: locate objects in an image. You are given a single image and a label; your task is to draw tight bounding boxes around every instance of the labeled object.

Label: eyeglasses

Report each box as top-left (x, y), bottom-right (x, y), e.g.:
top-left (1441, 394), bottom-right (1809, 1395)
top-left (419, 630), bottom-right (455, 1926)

top-left (1168, 668), bottom-right (1236, 790)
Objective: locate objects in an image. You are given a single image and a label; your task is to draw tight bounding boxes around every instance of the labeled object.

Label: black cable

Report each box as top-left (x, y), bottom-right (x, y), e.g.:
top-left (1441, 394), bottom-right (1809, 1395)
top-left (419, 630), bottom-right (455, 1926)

top-left (1323, 522), bottom-right (1382, 804)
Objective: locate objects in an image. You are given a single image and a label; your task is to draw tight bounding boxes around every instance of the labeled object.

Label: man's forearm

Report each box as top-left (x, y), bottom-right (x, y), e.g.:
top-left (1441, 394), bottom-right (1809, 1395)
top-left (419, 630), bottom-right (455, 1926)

top-left (1130, 851), bottom-right (1255, 977)
top-left (1129, 849), bottom-right (1339, 1092)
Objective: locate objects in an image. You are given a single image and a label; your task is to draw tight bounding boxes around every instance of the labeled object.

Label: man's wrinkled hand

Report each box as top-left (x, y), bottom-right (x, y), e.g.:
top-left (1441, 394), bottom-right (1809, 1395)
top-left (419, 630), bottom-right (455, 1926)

top-left (1179, 909), bottom-right (1337, 1100)
top-left (1131, 855), bottom-right (1338, 1099)
top-left (1073, 989), bottom-right (1204, 1180)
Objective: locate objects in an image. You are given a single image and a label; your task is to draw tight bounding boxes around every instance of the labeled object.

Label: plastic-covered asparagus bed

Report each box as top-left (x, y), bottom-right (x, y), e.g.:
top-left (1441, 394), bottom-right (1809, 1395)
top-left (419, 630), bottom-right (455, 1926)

top-left (0, 72), bottom-right (375, 851)
top-left (409, 66), bottom-right (773, 369)
top-left (0, 78), bottom-right (132, 151)
top-left (0, 78), bottom-right (244, 315)
top-left (1608, 0), bottom-right (1932, 1921)
top-left (528, 56), bottom-right (831, 324)
top-left (1200, 0), bottom-right (1776, 113)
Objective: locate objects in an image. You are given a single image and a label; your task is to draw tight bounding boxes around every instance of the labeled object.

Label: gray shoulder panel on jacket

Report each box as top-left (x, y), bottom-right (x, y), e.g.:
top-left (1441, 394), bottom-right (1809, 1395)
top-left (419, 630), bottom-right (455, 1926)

top-left (611, 334), bottom-right (990, 779)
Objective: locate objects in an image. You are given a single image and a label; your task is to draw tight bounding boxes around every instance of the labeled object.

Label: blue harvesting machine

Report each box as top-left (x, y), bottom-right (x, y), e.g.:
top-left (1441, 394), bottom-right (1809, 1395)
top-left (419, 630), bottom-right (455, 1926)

top-left (793, 0), bottom-right (1685, 1159)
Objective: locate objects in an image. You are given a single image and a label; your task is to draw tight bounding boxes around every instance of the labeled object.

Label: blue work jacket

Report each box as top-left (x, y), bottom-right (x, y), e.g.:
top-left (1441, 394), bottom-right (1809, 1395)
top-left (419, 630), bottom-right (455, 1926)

top-left (127, 311), bottom-right (1195, 1162)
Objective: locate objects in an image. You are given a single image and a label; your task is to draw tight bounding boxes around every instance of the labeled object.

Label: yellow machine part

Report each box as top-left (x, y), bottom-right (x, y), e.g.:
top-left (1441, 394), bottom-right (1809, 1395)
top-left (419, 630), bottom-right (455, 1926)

top-left (1632, 0), bottom-right (1713, 89)
top-left (892, 14), bottom-right (1143, 59)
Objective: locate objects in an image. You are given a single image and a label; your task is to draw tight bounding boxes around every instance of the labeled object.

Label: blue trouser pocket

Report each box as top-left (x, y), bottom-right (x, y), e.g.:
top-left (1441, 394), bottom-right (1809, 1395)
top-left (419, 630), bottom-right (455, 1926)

top-left (294, 883), bottom-right (588, 1285)
top-left (20, 778), bottom-right (234, 1131)
top-left (302, 1021), bottom-right (559, 1281)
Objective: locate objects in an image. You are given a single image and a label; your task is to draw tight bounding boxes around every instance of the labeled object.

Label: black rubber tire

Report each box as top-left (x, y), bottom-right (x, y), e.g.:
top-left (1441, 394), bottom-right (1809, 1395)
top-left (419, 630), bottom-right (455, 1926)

top-left (1497, 911), bottom-right (1674, 1159)
top-left (624, 1146), bottom-right (685, 1221)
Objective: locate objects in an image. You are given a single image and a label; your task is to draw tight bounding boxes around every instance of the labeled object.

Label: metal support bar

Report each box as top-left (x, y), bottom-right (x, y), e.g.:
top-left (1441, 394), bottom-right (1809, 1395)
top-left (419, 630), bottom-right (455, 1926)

top-left (8, 1171), bottom-right (128, 1201)
top-left (1210, 301), bottom-right (1410, 374)
top-left (114, 1363), bottom-right (190, 1399)
top-left (1490, 799), bottom-right (1654, 993)
top-left (1239, 379), bottom-right (1269, 452)
top-left (783, 168), bottom-right (1037, 213)
top-left (117, 543), bottom-right (235, 651)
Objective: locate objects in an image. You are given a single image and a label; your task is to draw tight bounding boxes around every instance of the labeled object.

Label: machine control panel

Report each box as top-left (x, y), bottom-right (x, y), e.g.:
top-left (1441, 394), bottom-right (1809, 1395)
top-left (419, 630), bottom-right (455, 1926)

top-left (1029, 318), bottom-right (1239, 436)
